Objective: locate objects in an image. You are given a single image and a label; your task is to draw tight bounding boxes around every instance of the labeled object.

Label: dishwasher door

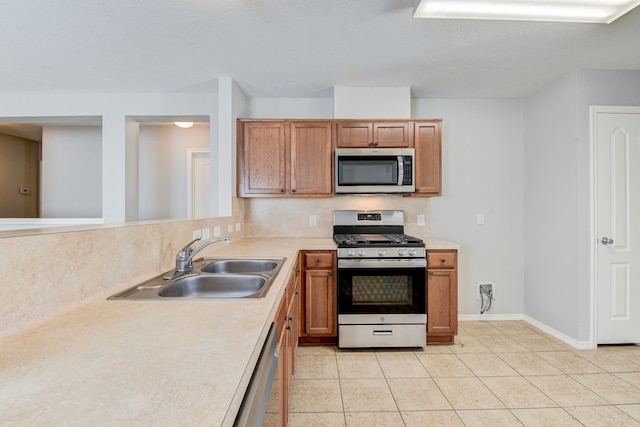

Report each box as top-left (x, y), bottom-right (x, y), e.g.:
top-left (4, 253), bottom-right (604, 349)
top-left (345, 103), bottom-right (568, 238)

top-left (234, 322), bottom-right (278, 427)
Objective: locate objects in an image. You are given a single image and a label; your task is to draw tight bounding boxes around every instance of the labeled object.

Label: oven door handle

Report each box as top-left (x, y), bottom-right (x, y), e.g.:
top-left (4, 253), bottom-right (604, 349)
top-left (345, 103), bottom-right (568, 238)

top-left (338, 258), bottom-right (427, 269)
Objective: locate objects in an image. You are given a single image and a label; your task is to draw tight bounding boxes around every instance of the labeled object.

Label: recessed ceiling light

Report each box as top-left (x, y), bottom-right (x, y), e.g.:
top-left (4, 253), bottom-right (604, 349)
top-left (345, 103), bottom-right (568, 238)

top-left (413, 0), bottom-right (640, 23)
top-left (174, 121), bottom-right (194, 128)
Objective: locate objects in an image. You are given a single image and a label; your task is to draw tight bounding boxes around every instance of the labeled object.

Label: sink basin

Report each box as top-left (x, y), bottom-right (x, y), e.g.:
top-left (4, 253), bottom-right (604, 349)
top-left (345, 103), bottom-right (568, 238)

top-left (107, 257), bottom-right (286, 300)
top-left (200, 259), bottom-right (278, 274)
top-left (159, 275), bottom-right (267, 298)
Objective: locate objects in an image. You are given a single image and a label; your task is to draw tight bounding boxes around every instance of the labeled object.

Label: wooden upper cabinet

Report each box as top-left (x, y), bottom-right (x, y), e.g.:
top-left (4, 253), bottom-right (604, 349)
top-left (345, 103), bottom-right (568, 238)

top-left (413, 120), bottom-right (442, 196)
top-left (290, 122), bottom-right (333, 195)
top-left (237, 120), bottom-right (333, 197)
top-left (238, 121), bottom-right (287, 196)
top-left (238, 118), bottom-right (442, 198)
top-left (336, 121), bottom-right (411, 148)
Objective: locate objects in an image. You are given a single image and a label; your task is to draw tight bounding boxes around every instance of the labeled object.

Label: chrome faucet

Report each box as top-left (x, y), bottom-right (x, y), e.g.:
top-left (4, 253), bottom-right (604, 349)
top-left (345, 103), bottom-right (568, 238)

top-left (174, 236), bottom-right (231, 274)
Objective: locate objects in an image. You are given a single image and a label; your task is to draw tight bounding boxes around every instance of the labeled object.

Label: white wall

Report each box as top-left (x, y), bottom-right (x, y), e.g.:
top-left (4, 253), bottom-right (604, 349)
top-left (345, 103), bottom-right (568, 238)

top-left (524, 69), bottom-right (640, 343)
top-left (523, 73), bottom-right (581, 339)
top-left (248, 98), bottom-right (333, 118)
top-left (138, 124), bottom-right (210, 221)
top-left (41, 126), bottom-right (102, 218)
top-left (414, 99), bottom-right (525, 317)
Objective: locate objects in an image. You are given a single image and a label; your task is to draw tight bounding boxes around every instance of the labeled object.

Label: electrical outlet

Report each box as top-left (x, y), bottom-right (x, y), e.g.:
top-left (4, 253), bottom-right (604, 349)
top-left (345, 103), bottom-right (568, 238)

top-left (202, 228), bottom-right (211, 239)
top-left (476, 281), bottom-right (495, 300)
top-left (213, 226), bottom-right (221, 237)
top-left (192, 229), bottom-right (202, 240)
top-left (236, 223), bottom-right (241, 232)
top-left (417, 214), bottom-right (425, 226)
top-left (228, 224), bottom-right (234, 233)
top-left (309, 215), bottom-right (317, 227)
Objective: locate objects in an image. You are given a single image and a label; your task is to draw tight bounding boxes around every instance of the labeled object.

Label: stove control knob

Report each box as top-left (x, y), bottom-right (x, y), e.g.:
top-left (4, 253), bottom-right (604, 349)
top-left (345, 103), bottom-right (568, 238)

top-left (398, 249), bottom-right (408, 257)
top-left (358, 249), bottom-right (367, 257)
top-left (347, 249), bottom-right (356, 257)
top-left (408, 249), bottom-right (417, 256)
top-left (378, 249), bottom-right (387, 257)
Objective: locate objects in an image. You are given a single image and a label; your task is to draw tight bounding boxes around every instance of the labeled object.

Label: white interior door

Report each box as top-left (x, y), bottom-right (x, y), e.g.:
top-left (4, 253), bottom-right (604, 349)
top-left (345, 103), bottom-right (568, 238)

top-left (595, 108), bottom-right (640, 344)
top-left (188, 150), bottom-right (210, 218)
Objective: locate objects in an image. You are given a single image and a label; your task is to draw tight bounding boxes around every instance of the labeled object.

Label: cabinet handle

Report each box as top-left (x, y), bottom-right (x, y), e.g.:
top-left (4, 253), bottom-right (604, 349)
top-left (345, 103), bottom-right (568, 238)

top-left (280, 188), bottom-right (285, 193)
top-left (291, 189), bottom-right (296, 193)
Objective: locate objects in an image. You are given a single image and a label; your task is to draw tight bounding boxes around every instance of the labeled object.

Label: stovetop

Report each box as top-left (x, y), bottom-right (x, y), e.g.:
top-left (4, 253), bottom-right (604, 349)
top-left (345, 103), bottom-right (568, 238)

top-left (334, 233), bottom-right (424, 248)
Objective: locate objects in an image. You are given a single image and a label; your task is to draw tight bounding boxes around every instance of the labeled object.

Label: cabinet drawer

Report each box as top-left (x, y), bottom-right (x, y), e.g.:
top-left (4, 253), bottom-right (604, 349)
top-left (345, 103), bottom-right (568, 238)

top-left (303, 252), bottom-right (335, 269)
top-left (427, 251), bottom-right (456, 269)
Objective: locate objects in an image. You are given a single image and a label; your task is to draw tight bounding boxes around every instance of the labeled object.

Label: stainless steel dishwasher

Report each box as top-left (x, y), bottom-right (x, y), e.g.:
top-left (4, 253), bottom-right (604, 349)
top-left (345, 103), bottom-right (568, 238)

top-left (234, 322), bottom-right (278, 427)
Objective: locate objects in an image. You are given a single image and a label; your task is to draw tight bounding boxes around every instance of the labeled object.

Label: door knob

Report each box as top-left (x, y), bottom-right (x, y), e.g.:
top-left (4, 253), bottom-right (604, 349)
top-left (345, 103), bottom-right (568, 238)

top-left (601, 237), bottom-right (614, 245)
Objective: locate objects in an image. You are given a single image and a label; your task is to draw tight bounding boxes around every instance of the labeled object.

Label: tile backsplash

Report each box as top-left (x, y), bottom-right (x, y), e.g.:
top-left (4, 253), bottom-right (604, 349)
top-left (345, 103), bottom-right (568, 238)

top-left (0, 198), bottom-right (245, 339)
top-left (244, 195), bottom-right (431, 238)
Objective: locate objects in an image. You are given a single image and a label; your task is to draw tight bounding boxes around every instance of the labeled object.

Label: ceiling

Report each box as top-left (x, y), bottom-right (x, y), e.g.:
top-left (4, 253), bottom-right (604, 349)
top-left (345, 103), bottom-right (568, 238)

top-left (1, 0), bottom-right (640, 99)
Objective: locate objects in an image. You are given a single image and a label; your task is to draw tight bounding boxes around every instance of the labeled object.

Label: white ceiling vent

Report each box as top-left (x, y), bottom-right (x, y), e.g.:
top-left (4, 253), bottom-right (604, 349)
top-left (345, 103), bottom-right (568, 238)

top-left (333, 86), bottom-right (411, 119)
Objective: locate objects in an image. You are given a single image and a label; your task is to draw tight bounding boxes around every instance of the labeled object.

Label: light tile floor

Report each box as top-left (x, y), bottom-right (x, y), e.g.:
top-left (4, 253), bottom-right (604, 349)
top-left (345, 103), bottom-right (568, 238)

top-left (288, 321), bottom-right (640, 426)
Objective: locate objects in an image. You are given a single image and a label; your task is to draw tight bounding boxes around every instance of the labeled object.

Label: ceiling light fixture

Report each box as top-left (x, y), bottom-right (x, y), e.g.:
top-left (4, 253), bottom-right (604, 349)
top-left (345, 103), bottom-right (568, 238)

top-left (174, 121), bottom-right (194, 128)
top-left (412, 0), bottom-right (640, 23)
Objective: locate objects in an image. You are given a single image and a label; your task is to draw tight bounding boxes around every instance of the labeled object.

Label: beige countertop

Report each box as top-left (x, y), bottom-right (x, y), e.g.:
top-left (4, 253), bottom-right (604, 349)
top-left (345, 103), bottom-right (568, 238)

top-left (0, 236), bottom-right (457, 426)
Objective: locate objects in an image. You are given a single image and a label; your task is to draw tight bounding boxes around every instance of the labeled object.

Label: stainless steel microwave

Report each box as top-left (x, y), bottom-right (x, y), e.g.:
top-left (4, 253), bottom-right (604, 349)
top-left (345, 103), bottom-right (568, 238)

top-left (335, 148), bottom-right (415, 194)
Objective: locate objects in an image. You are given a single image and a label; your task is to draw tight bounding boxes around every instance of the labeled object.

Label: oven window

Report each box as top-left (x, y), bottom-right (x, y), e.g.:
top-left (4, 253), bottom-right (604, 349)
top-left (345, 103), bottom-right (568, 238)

top-left (352, 275), bottom-right (412, 305)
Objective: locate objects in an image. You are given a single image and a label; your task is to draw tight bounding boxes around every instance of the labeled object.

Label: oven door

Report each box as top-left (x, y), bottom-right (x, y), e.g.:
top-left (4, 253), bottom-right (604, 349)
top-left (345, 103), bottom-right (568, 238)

top-left (337, 258), bottom-right (426, 315)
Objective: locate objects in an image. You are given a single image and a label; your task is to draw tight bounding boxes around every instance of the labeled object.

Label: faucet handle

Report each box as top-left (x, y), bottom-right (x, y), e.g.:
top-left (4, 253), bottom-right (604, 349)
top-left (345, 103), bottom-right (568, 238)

top-left (176, 237), bottom-right (202, 265)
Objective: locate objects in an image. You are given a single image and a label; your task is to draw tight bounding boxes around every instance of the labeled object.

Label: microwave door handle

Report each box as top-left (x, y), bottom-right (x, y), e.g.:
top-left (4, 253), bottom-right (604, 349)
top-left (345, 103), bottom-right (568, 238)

top-left (397, 155), bottom-right (404, 185)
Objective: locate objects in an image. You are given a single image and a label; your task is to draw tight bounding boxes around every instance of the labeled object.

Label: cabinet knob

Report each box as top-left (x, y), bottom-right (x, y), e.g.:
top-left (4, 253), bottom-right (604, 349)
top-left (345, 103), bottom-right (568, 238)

top-left (440, 258), bottom-right (446, 263)
top-left (288, 316), bottom-right (294, 321)
top-left (291, 189), bottom-right (296, 193)
top-left (286, 325), bottom-right (292, 331)
top-left (329, 271), bottom-right (333, 276)
top-left (295, 268), bottom-right (300, 273)
top-left (317, 258), bottom-right (322, 263)
top-left (429, 271), bottom-right (434, 276)
top-left (280, 188), bottom-right (285, 193)
top-left (295, 290), bottom-right (300, 295)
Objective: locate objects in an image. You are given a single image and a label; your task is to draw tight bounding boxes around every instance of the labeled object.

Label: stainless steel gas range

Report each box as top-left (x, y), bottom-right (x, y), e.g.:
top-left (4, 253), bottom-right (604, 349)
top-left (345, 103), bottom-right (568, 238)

top-left (333, 210), bottom-right (427, 348)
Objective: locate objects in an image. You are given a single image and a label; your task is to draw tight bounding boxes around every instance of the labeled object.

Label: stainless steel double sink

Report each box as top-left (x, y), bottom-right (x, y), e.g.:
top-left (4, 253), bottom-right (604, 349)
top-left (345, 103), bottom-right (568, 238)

top-left (108, 258), bottom-right (286, 300)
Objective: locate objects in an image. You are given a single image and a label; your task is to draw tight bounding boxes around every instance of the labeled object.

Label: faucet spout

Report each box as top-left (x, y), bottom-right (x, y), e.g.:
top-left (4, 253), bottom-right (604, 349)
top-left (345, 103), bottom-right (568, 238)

top-left (184, 237), bottom-right (231, 269)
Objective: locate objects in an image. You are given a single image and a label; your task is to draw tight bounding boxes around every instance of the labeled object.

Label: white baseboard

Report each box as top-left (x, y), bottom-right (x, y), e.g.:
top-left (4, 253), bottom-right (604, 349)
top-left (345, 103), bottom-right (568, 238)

top-left (457, 314), bottom-right (595, 350)
top-left (523, 316), bottom-right (594, 350)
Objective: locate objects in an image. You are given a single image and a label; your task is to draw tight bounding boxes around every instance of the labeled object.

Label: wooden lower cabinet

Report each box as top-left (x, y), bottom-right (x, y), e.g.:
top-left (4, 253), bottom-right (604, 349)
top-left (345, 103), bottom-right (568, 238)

top-left (426, 250), bottom-right (458, 344)
top-left (265, 262), bottom-right (300, 427)
top-left (299, 251), bottom-right (337, 345)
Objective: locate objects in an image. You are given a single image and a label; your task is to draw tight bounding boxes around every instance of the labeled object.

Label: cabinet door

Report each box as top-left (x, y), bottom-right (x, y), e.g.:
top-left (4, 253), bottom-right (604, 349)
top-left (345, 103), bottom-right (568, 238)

top-left (304, 270), bottom-right (336, 336)
top-left (290, 122), bottom-right (333, 195)
top-left (336, 121), bottom-right (411, 147)
top-left (413, 121), bottom-right (442, 196)
top-left (373, 122), bottom-right (411, 147)
top-left (335, 122), bottom-right (373, 147)
top-left (427, 269), bottom-right (458, 336)
top-left (239, 121), bottom-right (288, 195)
